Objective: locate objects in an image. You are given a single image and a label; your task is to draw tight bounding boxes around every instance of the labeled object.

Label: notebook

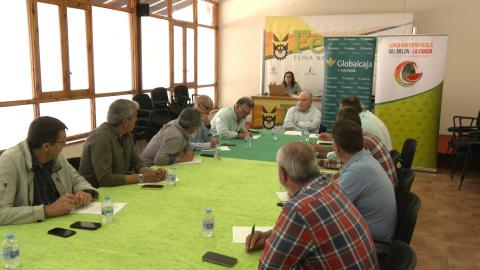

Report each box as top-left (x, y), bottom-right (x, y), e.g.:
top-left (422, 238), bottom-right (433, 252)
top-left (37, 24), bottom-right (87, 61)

top-left (268, 84), bottom-right (287, 96)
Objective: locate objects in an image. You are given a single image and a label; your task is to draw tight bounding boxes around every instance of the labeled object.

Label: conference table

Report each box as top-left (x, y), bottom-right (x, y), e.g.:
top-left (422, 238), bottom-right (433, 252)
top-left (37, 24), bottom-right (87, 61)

top-left (1, 130), bottom-right (336, 270)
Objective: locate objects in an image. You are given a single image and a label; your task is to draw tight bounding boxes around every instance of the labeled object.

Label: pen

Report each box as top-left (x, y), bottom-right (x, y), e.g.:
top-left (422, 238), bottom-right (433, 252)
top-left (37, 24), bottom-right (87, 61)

top-left (249, 222), bottom-right (255, 250)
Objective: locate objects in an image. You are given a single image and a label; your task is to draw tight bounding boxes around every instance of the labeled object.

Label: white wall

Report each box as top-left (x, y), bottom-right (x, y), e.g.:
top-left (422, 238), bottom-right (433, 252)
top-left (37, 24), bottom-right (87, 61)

top-left (219, 0), bottom-right (480, 134)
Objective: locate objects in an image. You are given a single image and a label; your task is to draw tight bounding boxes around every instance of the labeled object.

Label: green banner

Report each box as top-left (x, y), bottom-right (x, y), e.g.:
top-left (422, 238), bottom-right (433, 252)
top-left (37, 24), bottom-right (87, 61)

top-left (322, 37), bottom-right (376, 130)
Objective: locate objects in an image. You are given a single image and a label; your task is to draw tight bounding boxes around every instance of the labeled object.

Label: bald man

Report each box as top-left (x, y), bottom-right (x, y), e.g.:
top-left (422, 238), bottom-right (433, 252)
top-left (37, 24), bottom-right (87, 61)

top-left (282, 91), bottom-right (322, 132)
top-left (190, 95), bottom-right (219, 150)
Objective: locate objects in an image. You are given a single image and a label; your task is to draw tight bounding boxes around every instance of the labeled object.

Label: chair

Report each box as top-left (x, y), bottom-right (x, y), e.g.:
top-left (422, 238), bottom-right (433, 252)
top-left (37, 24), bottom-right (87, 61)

top-left (449, 130), bottom-right (480, 190)
top-left (171, 85), bottom-right (192, 117)
top-left (132, 93), bottom-right (154, 142)
top-left (397, 139), bottom-right (417, 172)
top-left (390, 149), bottom-right (400, 167)
top-left (397, 169), bottom-right (415, 193)
top-left (379, 240), bottom-right (417, 270)
top-left (151, 87), bottom-right (171, 112)
top-left (447, 110), bottom-right (480, 155)
top-left (67, 157), bottom-right (81, 171)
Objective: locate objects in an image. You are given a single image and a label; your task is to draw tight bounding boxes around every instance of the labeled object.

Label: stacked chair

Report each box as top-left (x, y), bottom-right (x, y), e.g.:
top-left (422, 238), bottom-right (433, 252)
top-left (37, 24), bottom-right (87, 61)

top-left (170, 85), bottom-right (193, 118)
top-left (447, 110), bottom-right (480, 190)
top-left (132, 93), bottom-right (155, 142)
top-left (390, 138), bottom-right (418, 193)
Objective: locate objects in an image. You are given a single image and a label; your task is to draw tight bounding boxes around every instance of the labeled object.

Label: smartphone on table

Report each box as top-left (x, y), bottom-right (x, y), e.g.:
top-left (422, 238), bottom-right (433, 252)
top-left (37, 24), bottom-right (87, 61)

top-left (141, 184), bottom-right (165, 189)
top-left (70, 221), bottom-right (102, 230)
top-left (48, 227), bottom-right (76, 238)
top-left (202, 251), bottom-right (237, 267)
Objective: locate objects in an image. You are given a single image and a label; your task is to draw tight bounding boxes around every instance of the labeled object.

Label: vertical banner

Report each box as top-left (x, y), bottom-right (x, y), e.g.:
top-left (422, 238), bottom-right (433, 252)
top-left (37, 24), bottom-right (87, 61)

top-left (375, 35), bottom-right (448, 171)
top-left (322, 37), bottom-right (376, 130)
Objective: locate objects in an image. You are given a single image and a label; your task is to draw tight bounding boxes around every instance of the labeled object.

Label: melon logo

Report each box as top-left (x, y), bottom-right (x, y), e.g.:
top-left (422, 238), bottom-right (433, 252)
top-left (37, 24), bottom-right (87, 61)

top-left (394, 61), bottom-right (423, 87)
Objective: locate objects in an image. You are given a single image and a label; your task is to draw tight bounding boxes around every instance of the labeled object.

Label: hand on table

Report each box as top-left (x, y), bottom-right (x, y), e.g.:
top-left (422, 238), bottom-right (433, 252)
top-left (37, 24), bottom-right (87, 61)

top-left (44, 194), bottom-right (76, 218)
top-left (245, 230), bottom-right (271, 253)
top-left (74, 191), bottom-right (92, 207)
top-left (144, 168), bottom-right (167, 181)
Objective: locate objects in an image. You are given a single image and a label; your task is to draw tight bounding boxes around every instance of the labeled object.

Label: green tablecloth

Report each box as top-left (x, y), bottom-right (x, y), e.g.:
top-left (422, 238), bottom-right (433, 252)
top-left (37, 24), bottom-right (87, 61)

top-left (1, 158), bottom-right (282, 270)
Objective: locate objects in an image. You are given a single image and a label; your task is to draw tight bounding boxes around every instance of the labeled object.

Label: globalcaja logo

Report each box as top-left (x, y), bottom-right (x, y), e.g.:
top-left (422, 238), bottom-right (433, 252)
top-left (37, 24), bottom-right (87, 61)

top-left (326, 57), bottom-right (336, 67)
top-left (272, 33), bottom-right (289, 60)
top-left (394, 61), bottom-right (423, 87)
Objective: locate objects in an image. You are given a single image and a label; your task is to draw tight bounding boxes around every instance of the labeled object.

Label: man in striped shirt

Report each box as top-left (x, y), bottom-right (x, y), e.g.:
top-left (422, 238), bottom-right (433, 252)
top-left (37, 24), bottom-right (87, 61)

top-left (246, 142), bottom-right (379, 270)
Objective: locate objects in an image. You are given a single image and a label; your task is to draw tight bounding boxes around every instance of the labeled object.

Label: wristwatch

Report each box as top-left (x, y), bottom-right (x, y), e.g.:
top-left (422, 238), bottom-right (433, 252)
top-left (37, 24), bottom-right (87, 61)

top-left (137, 174), bottom-right (144, 183)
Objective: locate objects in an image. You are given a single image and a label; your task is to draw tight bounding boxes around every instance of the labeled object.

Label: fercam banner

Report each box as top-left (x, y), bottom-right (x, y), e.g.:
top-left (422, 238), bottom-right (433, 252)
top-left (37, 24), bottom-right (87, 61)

top-left (322, 37), bottom-right (376, 130)
top-left (374, 35), bottom-right (448, 171)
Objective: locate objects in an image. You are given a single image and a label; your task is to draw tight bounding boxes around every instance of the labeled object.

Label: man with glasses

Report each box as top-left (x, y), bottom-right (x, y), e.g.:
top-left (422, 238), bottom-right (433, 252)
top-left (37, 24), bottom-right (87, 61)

top-left (190, 95), bottom-right (219, 150)
top-left (210, 97), bottom-right (254, 139)
top-left (0, 116), bottom-right (98, 225)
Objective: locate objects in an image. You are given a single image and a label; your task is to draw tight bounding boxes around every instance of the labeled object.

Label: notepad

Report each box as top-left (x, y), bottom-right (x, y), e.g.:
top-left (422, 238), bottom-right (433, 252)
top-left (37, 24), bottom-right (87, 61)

top-left (202, 146), bottom-right (231, 151)
top-left (283, 131), bottom-right (318, 138)
top-left (137, 177), bottom-right (180, 185)
top-left (232, 226), bottom-right (273, 243)
top-left (71, 202), bottom-right (127, 215)
top-left (176, 157), bottom-right (202, 165)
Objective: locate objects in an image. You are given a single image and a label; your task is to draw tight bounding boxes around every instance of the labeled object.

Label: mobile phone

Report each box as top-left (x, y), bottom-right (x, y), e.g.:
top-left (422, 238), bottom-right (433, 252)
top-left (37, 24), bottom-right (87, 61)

top-left (247, 129), bottom-right (260, 133)
top-left (48, 227), bottom-right (76, 238)
top-left (200, 153), bottom-right (214, 157)
top-left (70, 221), bottom-right (102, 231)
top-left (141, 184), bottom-right (164, 189)
top-left (221, 143), bottom-right (236, 147)
top-left (202, 251), bottom-right (237, 267)
top-left (276, 202), bottom-right (284, 207)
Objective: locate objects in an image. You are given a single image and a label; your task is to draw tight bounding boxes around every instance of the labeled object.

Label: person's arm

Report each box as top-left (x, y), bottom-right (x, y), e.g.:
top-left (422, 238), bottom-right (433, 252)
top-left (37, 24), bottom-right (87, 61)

top-left (153, 137), bottom-right (185, 165)
top-left (298, 108), bottom-right (321, 132)
top-left (338, 171), bottom-right (366, 203)
top-left (214, 113), bottom-right (239, 139)
top-left (282, 108), bottom-right (298, 131)
top-left (0, 155), bottom-right (46, 225)
top-left (90, 136), bottom-right (128, 187)
top-left (62, 155), bottom-right (99, 201)
top-left (190, 141), bottom-right (212, 150)
top-left (259, 208), bottom-right (313, 269)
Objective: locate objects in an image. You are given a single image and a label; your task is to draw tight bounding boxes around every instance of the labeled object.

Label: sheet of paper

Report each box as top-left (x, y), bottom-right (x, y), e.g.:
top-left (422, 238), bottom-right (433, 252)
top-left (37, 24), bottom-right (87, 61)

top-left (276, 191), bottom-right (289, 202)
top-left (317, 140), bottom-right (332, 144)
top-left (177, 157), bottom-right (202, 165)
top-left (202, 146), bottom-right (231, 151)
top-left (284, 130), bottom-right (301, 136)
top-left (232, 226), bottom-right (273, 243)
top-left (309, 134), bottom-right (319, 139)
top-left (252, 134), bottom-right (262, 140)
top-left (137, 177), bottom-right (180, 185)
top-left (71, 202), bottom-right (127, 215)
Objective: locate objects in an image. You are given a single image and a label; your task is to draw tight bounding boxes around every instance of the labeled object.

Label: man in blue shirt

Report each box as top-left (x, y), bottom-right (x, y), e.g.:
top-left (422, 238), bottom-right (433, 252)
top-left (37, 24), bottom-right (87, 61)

top-left (332, 119), bottom-right (397, 240)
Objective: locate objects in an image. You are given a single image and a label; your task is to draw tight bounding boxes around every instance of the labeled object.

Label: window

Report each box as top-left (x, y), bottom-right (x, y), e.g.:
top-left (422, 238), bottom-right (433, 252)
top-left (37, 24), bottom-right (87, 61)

top-left (0, 0), bottom-right (218, 148)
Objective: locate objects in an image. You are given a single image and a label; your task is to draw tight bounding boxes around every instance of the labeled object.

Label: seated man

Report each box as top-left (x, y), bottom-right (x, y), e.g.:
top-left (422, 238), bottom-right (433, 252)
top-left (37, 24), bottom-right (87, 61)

top-left (190, 95), bottom-right (219, 150)
top-left (246, 142), bottom-right (378, 269)
top-left (341, 96), bottom-right (392, 150)
top-left (80, 99), bottom-right (166, 187)
top-left (316, 107), bottom-right (397, 185)
top-left (141, 107), bottom-right (201, 166)
top-left (210, 97), bottom-right (253, 139)
top-left (332, 119), bottom-right (397, 240)
top-left (0, 116), bottom-right (98, 225)
top-left (283, 91), bottom-right (321, 132)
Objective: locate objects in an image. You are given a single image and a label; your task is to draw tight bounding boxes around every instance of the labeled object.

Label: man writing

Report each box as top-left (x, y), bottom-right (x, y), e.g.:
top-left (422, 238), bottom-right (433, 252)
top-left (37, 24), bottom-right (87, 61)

top-left (246, 142), bottom-right (378, 269)
top-left (190, 95), bottom-right (219, 150)
top-left (210, 97), bottom-right (254, 139)
top-left (0, 116), bottom-right (98, 225)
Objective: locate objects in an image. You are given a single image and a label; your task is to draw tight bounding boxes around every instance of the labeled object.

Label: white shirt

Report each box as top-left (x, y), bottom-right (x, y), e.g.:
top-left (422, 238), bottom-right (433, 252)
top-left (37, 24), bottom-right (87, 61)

top-left (283, 106), bottom-right (322, 132)
top-left (360, 111), bottom-right (392, 150)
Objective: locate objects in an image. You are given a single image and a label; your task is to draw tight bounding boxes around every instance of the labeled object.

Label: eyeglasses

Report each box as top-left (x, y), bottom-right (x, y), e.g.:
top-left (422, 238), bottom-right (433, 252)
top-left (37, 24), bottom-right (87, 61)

top-left (52, 140), bottom-right (67, 145)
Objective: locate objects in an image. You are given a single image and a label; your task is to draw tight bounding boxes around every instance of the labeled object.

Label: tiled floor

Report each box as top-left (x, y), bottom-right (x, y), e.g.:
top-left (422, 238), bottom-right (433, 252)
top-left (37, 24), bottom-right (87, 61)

top-left (410, 169), bottom-right (480, 270)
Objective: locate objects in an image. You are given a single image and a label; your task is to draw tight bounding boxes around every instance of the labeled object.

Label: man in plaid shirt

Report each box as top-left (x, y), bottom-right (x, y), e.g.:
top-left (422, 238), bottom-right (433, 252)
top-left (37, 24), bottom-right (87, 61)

top-left (315, 107), bottom-right (397, 186)
top-left (245, 142), bottom-right (379, 270)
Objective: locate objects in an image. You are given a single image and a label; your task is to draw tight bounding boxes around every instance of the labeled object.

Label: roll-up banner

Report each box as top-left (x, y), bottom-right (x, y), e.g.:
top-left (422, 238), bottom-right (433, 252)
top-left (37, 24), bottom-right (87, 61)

top-left (374, 35), bottom-right (448, 171)
top-left (322, 37), bottom-right (376, 130)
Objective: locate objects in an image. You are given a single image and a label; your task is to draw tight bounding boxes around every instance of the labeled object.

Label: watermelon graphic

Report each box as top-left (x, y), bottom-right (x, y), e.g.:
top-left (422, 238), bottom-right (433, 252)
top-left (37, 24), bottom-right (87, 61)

top-left (394, 61), bottom-right (423, 87)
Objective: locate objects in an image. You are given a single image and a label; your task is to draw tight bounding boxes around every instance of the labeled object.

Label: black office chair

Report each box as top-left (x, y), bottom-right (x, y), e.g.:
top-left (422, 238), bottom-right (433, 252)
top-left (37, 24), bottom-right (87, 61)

top-left (132, 93), bottom-right (154, 142)
top-left (390, 149), bottom-right (400, 167)
top-left (171, 85), bottom-right (192, 117)
top-left (397, 169), bottom-right (415, 193)
top-left (379, 240), bottom-right (417, 270)
top-left (397, 139), bottom-right (417, 172)
top-left (67, 157), bottom-right (81, 171)
top-left (449, 130), bottom-right (480, 190)
top-left (151, 87), bottom-right (171, 112)
top-left (447, 110), bottom-right (480, 156)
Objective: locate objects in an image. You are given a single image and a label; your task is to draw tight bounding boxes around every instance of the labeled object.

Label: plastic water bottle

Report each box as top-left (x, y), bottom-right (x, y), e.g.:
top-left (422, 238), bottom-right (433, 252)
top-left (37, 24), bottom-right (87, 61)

top-left (202, 208), bottom-right (215, 237)
top-left (101, 195), bottom-right (113, 223)
top-left (166, 164), bottom-right (177, 187)
top-left (2, 233), bottom-right (20, 269)
top-left (271, 129), bottom-right (278, 141)
top-left (213, 133), bottom-right (221, 160)
top-left (244, 133), bottom-right (252, 149)
top-left (301, 128), bottom-right (310, 143)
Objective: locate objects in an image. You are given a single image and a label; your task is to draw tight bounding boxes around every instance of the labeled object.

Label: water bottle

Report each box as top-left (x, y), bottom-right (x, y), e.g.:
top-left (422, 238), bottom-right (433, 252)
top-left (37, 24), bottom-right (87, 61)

top-left (244, 133), bottom-right (252, 149)
top-left (2, 233), bottom-right (20, 269)
top-left (101, 195), bottom-right (113, 223)
top-left (213, 133), bottom-right (221, 160)
top-left (202, 208), bottom-right (215, 237)
top-left (301, 127), bottom-right (310, 143)
top-left (166, 164), bottom-right (177, 187)
top-left (271, 129), bottom-right (278, 141)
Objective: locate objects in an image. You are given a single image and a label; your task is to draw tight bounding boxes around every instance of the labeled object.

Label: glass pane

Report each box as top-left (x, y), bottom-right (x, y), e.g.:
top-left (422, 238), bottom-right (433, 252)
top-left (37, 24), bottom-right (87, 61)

top-left (93, 7), bottom-right (132, 93)
top-left (186, 28), bottom-right (194, 83)
top-left (141, 17), bottom-right (170, 89)
top-left (197, 27), bottom-right (215, 85)
top-left (37, 3), bottom-right (63, 92)
top-left (197, 87), bottom-right (215, 106)
top-left (95, 94), bottom-right (132, 127)
top-left (0, 1), bottom-right (32, 102)
top-left (174, 26), bottom-right (184, 83)
top-left (188, 88), bottom-right (195, 99)
top-left (93, 0), bottom-right (130, 8)
top-left (40, 99), bottom-right (91, 136)
top-left (150, 0), bottom-right (168, 17)
top-left (172, 0), bottom-right (193, 22)
top-left (0, 105), bottom-right (34, 150)
top-left (67, 8), bottom-right (89, 90)
top-left (198, 1), bottom-right (214, 26)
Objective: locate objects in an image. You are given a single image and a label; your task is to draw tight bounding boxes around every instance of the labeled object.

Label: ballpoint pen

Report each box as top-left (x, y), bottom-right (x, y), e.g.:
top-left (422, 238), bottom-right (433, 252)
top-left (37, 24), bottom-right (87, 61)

top-left (248, 222), bottom-right (255, 250)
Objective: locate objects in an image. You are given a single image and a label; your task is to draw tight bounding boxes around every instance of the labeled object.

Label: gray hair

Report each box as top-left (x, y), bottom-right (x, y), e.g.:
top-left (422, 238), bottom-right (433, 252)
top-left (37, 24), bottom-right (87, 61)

top-left (194, 95), bottom-right (213, 108)
top-left (178, 107), bottom-right (201, 129)
top-left (107, 99), bottom-right (139, 126)
top-left (276, 142), bottom-right (320, 183)
top-left (235, 97), bottom-right (254, 108)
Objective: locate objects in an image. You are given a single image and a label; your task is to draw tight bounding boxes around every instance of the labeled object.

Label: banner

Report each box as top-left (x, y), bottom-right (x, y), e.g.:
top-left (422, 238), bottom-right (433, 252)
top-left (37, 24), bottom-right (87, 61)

top-left (264, 14), bottom-right (413, 97)
top-left (374, 35), bottom-right (448, 171)
top-left (322, 37), bottom-right (376, 130)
